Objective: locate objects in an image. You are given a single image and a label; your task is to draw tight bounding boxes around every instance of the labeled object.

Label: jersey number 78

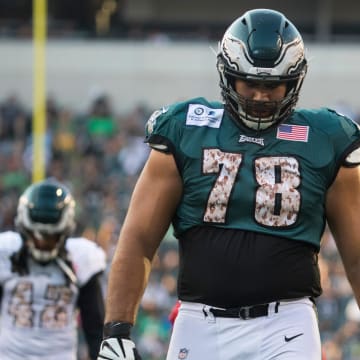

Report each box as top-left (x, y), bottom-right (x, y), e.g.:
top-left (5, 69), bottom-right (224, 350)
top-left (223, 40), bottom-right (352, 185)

top-left (202, 148), bottom-right (301, 227)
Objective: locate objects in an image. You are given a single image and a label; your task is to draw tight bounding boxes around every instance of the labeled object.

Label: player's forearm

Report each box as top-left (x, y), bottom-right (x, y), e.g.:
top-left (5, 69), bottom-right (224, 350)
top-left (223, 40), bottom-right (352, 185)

top-left (343, 259), bottom-right (360, 306)
top-left (332, 229), bottom-right (360, 306)
top-left (331, 233), bottom-right (360, 306)
top-left (105, 251), bottom-right (152, 324)
top-left (326, 166), bottom-right (360, 305)
top-left (78, 274), bottom-right (105, 358)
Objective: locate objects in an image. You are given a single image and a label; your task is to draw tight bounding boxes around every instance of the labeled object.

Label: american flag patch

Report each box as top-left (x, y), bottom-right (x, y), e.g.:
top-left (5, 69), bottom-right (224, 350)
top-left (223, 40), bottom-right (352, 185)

top-left (276, 124), bottom-right (309, 142)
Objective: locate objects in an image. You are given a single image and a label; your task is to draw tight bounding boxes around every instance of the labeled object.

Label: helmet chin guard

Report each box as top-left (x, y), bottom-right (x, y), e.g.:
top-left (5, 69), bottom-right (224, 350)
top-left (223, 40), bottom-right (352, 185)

top-left (27, 240), bottom-right (61, 263)
top-left (217, 8), bottom-right (307, 131)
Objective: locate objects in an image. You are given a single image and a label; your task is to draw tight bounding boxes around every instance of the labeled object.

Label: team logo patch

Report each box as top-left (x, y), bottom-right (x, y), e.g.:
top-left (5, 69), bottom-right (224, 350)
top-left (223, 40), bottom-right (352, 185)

top-left (186, 104), bottom-right (223, 128)
top-left (276, 124), bottom-right (309, 142)
top-left (238, 134), bottom-right (265, 146)
top-left (178, 348), bottom-right (189, 359)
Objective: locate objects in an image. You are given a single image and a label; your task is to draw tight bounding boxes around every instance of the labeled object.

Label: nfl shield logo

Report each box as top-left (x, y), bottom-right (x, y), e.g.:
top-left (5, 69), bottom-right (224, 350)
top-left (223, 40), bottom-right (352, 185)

top-left (178, 348), bottom-right (189, 359)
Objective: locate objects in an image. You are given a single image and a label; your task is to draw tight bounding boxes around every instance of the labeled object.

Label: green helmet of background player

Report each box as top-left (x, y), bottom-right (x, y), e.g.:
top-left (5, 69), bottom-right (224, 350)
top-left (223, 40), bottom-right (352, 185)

top-left (15, 180), bottom-right (76, 263)
top-left (217, 8), bottom-right (308, 131)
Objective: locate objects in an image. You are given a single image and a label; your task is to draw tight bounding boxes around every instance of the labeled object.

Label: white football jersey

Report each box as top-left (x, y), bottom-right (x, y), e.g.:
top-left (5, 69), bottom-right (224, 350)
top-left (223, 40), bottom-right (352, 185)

top-left (0, 231), bottom-right (106, 360)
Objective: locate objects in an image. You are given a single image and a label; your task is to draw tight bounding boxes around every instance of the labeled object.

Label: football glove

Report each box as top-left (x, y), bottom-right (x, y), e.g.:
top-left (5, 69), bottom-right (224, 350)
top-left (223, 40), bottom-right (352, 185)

top-left (97, 322), bottom-right (142, 360)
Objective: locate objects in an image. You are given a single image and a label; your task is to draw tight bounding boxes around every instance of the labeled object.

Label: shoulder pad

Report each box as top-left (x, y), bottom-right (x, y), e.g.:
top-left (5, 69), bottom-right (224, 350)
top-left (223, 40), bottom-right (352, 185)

top-left (0, 231), bottom-right (22, 283)
top-left (325, 107), bottom-right (357, 124)
top-left (145, 98), bottom-right (224, 152)
top-left (66, 237), bottom-right (106, 286)
top-left (327, 108), bottom-right (351, 118)
top-left (0, 231), bottom-right (22, 253)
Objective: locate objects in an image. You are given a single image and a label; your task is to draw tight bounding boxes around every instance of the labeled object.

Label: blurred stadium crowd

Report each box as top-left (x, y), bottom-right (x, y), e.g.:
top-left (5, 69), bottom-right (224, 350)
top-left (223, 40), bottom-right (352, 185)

top-left (0, 92), bottom-right (360, 359)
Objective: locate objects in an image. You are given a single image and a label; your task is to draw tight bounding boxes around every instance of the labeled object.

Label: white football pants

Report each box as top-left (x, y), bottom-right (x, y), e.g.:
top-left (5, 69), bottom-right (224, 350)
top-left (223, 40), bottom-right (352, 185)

top-left (166, 298), bottom-right (321, 360)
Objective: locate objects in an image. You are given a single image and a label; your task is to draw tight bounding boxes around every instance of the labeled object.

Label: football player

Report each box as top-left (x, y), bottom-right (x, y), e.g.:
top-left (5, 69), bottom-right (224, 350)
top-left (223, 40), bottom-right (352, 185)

top-left (0, 179), bottom-right (106, 360)
top-left (97, 8), bottom-right (360, 360)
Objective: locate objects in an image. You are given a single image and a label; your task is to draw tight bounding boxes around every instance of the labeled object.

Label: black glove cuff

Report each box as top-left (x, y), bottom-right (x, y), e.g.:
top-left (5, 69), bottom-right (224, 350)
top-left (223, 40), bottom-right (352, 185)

top-left (103, 321), bottom-right (133, 339)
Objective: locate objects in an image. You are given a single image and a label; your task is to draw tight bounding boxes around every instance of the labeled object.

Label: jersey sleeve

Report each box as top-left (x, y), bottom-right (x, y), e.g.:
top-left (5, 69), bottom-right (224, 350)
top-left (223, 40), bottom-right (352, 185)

top-left (65, 237), bottom-right (106, 287)
top-left (326, 109), bottom-right (360, 167)
top-left (144, 103), bottom-right (185, 154)
top-left (0, 231), bottom-right (22, 284)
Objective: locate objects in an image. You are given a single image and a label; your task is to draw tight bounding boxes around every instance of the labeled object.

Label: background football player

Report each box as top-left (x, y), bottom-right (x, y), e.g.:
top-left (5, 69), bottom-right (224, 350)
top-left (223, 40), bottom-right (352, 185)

top-left (0, 179), bottom-right (106, 360)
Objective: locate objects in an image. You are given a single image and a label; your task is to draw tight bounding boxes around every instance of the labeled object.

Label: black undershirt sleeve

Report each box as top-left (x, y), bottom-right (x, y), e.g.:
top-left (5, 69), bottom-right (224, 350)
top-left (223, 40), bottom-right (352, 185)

top-left (77, 272), bottom-right (105, 360)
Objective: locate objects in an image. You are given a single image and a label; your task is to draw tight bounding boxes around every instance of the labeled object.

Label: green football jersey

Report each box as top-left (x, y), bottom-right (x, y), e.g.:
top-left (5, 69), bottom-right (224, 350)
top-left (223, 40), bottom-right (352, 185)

top-left (145, 97), bottom-right (360, 248)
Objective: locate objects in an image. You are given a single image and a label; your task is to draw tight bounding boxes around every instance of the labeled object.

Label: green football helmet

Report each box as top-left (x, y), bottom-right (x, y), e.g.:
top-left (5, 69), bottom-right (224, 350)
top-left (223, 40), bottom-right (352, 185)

top-left (217, 8), bottom-right (307, 131)
top-left (15, 180), bottom-right (76, 262)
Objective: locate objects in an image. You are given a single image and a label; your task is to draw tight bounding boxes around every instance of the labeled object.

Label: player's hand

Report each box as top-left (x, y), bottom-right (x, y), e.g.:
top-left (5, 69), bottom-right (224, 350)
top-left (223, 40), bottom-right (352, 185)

top-left (97, 337), bottom-right (141, 359)
top-left (97, 322), bottom-right (142, 360)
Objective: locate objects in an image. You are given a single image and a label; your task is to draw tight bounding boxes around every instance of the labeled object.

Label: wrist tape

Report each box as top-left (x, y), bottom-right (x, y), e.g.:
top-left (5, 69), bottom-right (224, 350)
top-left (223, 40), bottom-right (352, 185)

top-left (103, 321), bottom-right (133, 339)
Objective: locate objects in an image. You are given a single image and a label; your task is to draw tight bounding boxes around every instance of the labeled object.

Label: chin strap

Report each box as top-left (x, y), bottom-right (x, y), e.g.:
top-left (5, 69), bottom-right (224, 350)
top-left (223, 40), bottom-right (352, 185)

top-left (55, 257), bottom-right (78, 286)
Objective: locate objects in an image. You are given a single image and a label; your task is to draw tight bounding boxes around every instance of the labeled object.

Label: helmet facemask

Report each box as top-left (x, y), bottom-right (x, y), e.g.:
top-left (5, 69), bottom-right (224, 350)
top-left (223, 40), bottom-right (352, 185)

top-left (217, 9), bottom-right (308, 131)
top-left (24, 228), bottom-right (69, 263)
